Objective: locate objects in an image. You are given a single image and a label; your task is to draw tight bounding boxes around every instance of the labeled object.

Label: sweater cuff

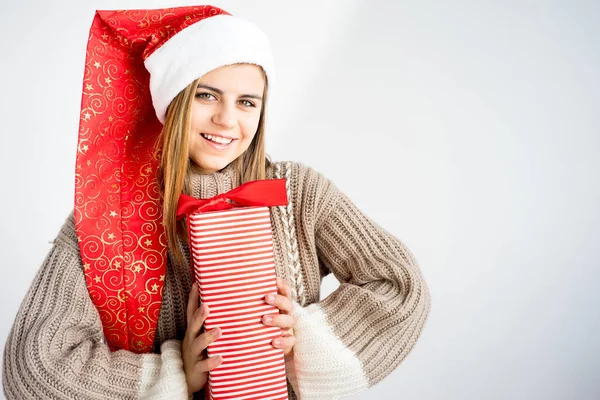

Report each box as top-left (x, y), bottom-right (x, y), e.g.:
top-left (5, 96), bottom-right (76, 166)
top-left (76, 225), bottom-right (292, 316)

top-left (290, 302), bottom-right (368, 400)
top-left (139, 340), bottom-right (190, 399)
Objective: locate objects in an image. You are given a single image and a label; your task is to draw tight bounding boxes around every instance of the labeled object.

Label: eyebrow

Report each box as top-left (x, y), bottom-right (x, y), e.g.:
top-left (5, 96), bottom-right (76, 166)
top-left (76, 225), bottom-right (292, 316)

top-left (196, 84), bottom-right (263, 101)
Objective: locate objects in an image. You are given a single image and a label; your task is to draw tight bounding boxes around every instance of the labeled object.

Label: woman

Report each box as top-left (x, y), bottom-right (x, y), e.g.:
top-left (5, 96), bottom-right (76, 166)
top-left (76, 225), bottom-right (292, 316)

top-left (2, 5), bottom-right (431, 400)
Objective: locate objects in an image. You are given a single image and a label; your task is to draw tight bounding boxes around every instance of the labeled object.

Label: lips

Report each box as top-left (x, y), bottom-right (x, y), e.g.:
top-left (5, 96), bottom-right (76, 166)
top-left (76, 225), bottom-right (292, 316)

top-left (200, 133), bottom-right (235, 149)
top-left (201, 133), bottom-right (234, 143)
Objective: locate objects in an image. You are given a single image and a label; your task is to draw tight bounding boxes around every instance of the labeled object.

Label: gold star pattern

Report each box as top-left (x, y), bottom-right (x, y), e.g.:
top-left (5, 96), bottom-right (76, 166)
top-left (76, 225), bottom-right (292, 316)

top-left (83, 263), bottom-right (90, 271)
top-left (144, 239), bottom-right (152, 246)
top-left (86, 160), bottom-right (92, 166)
top-left (81, 144), bottom-right (89, 152)
top-left (159, 275), bottom-right (165, 281)
top-left (85, 84), bottom-right (93, 91)
top-left (93, 61), bottom-right (101, 68)
top-left (114, 261), bottom-right (121, 269)
top-left (94, 276), bottom-right (101, 283)
top-left (109, 210), bottom-right (117, 217)
top-left (138, 306), bottom-right (145, 313)
top-left (83, 112), bottom-right (91, 120)
top-left (111, 184), bottom-right (119, 189)
top-left (145, 167), bottom-right (152, 173)
top-left (102, 34), bottom-right (109, 40)
top-left (105, 77), bottom-right (112, 85)
top-left (133, 265), bottom-right (142, 274)
top-left (151, 284), bottom-right (159, 292)
top-left (108, 116), bottom-right (114, 122)
top-left (107, 233), bottom-right (115, 240)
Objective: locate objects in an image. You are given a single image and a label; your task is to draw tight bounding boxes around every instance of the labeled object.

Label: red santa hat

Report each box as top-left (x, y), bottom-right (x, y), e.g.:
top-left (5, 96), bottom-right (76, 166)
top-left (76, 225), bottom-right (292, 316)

top-left (74, 5), bottom-right (275, 353)
top-left (146, 13), bottom-right (275, 123)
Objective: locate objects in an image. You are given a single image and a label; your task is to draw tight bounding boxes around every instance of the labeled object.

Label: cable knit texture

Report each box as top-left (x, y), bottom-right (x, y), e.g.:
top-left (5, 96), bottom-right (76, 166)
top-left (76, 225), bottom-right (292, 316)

top-left (3, 161), bottom-right (431, 400)
top-left (139, 341), bottom-right (188, 399)
top-left (289, 302), bottom-right (368, 399)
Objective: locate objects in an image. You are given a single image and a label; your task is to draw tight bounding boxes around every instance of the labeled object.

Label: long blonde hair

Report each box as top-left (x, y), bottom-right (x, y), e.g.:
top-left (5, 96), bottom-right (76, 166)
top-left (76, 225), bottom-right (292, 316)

top-left (157, 73), bottom-right (270, 264)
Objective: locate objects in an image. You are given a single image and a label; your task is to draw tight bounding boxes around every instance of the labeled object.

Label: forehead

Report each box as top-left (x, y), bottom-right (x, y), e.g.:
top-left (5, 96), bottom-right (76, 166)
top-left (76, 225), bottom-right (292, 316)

top-left (198, 64), bottom-right (265, 93)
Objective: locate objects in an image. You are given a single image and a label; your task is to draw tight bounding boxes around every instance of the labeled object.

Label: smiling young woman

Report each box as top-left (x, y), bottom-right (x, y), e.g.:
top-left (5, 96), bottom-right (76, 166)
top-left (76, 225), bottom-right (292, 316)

top-left (3, 5), bottom-right (431, 400)
top-left (159, 64), bottom-right (271, 267)
top-left (188, 64), bottom-right (265, 173)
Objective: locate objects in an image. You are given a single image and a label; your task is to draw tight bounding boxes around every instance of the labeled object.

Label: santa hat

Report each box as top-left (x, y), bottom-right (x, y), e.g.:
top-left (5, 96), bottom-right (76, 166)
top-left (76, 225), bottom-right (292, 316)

top-left (74, 5), bottom-right (275, 353)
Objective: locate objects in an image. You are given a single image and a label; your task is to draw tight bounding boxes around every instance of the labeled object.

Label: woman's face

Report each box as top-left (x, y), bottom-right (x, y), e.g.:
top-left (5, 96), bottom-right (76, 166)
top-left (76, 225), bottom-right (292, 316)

top-left (188, 64), bottom-right (265, 174)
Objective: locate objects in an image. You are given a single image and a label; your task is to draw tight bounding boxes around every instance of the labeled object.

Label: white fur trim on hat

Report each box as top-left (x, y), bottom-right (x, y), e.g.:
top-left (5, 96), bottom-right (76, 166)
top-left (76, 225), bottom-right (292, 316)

top-left (144, 14), bottom-right (275, 124)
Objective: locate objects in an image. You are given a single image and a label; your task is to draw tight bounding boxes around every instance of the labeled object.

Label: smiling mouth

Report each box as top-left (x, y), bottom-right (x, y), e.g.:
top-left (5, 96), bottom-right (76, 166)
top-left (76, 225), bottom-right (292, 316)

top-left (201, 133), bottom-right (235, 146)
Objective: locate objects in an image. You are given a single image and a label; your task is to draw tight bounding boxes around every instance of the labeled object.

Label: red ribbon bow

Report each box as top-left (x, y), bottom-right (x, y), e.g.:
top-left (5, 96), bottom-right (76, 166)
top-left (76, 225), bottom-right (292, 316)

top-left (176, 178), bottom-right (289, 218)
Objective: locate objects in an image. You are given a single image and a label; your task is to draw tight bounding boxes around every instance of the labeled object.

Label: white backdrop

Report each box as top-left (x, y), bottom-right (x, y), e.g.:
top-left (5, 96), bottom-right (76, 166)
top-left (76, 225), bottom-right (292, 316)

top-left (1, 1), bottom-right (599, 399)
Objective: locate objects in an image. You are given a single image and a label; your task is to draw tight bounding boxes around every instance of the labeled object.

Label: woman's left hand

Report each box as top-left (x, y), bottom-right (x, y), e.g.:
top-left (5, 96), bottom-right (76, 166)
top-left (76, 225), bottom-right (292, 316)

top-left (263, 277), bottom-right (296, 355)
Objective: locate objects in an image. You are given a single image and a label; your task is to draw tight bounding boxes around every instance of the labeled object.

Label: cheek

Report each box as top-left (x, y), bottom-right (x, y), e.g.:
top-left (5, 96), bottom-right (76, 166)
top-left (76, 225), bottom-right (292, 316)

top-left (189, 104), bottom-right (205, 130)
top-left (240, 112), bottom-right (262, 139)
top-left (188, 114), bottom-right (202, 154)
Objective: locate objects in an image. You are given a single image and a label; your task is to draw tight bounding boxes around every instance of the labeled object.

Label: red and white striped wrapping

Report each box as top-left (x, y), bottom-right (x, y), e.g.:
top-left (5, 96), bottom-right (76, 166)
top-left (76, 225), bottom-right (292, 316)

top-left (188, 206), bottom-right (288, 400)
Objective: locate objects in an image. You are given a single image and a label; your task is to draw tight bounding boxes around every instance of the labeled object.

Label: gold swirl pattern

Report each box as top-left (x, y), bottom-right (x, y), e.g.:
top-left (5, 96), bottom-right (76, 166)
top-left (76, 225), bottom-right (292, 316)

top-left (74, 6), bottom-right (228, 353)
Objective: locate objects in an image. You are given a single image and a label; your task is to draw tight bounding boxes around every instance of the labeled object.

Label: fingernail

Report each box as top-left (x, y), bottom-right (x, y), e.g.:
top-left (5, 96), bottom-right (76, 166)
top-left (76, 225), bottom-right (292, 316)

top-left (264, 316), bottom-right (272, 324)
top-left (213, 328), bottom-right (221, 337)
top-left (273, 339), bottom-right (281, 346)
top-left (266, 294), bottom-right (275, 303)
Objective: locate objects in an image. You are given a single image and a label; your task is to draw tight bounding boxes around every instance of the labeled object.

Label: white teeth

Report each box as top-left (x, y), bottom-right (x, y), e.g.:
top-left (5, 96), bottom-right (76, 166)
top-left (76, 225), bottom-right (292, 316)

top-left (202, 134), bottom-right (233, 145)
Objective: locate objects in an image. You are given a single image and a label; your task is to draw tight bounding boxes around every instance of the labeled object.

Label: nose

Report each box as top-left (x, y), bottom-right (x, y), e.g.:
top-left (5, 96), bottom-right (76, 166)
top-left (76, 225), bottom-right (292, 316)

top-left (211, 103), bottom-right (236, 130)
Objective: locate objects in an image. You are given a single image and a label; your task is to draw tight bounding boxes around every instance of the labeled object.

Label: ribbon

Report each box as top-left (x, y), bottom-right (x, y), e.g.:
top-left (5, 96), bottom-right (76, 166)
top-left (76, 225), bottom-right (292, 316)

top-left (177, 178), bottom-right (288, 218)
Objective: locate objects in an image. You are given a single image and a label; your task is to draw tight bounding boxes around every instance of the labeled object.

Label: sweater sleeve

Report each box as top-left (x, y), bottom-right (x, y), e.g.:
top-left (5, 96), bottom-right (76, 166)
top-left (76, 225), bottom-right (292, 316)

top-left (2, 213), bottom-right (189, 400)
top-left (288, 167), bottom-right (431, 400)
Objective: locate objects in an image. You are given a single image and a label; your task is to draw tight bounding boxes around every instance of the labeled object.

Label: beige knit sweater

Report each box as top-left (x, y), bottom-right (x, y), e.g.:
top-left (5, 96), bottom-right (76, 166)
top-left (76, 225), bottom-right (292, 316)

top-left (3, 161), bottom-right (431, 399)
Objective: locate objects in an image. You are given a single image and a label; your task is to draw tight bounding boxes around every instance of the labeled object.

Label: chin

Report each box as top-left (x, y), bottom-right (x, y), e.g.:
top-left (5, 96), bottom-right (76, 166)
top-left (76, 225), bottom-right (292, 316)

top-left (192, 157), bottom-right (233, 174)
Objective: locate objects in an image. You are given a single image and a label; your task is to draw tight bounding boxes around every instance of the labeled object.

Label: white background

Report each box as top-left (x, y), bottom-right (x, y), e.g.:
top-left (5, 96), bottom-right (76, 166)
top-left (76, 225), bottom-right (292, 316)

top-left (1, 1), bottom-right (599, 399)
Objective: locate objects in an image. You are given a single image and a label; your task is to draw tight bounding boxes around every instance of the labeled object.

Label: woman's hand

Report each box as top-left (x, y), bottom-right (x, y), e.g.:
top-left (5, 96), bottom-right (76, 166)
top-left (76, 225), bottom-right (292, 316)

top-left (182, 283), bottom-right (223, 394)
top-left (263, 278), bottom-right (296, 355)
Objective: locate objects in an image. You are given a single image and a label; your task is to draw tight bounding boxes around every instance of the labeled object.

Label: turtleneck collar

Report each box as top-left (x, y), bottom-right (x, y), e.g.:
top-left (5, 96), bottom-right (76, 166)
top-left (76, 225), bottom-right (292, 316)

top-left (189, 162), bottom-right (237, 199)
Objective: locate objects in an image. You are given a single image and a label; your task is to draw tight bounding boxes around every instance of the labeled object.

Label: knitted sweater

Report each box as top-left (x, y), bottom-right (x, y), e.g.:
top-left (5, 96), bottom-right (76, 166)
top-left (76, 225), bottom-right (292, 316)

top-left (3, 161), bottom-right (431, 399)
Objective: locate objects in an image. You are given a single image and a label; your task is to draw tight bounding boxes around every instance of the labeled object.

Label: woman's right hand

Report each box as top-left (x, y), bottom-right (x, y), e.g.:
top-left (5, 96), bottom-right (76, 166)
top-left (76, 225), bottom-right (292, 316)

top-left (182, 283), bottom-right (223, 394)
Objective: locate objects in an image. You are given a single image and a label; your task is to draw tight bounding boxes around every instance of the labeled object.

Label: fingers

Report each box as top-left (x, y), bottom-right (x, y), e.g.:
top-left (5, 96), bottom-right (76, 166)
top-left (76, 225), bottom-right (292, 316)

top-left (191, 327), bottom-right (221, 355)
top-left (263, 313), bottom-right (295, 329)
top-left (272, 334), bottom-right (296, 351)
top-left (194, 354), bottom-right (223, 374)
top-left (186, 283), bottom-right (199, 324)
top-left (187, 284), bottom-right (209, 339)
top-left (265, 293), bottom-right (293, 314)
top-left (276, 277), bottom-right (292, 299)
top-left (266, 278), bottom-right (294, 315)
top-left (273, 327), bottom-right (296, 355)
top-left (188, 303), bottom-right (209, 339)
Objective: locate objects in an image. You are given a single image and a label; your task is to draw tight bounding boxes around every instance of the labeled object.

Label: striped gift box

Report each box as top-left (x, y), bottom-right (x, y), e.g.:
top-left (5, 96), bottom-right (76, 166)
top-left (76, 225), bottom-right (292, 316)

top-left (188, 206), bottom-right (289, 400)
